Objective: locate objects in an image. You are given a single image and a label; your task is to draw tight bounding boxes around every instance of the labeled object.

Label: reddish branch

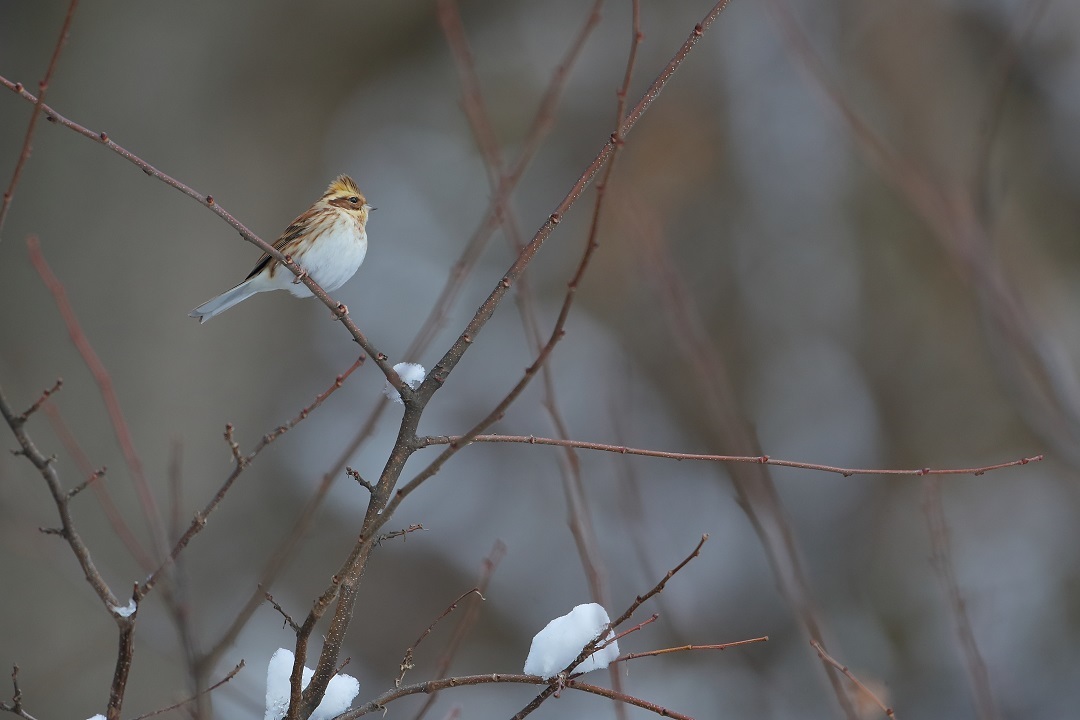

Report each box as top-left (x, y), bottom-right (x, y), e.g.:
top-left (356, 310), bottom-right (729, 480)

top-left (0, 0), bottom-right (81, 238)
top-left (28, 236), bottom-right (167, 560)
top-left (291, 5), bottom-right (737, 717)
top-left (811, 640), bottom-right (897, 719)
top-left (420, 434), bottom-right (1043, 478)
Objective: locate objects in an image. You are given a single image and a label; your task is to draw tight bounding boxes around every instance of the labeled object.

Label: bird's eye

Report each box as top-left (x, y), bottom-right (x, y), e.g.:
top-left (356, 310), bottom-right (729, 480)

top-left (348, 196), bottom-right (360, 204)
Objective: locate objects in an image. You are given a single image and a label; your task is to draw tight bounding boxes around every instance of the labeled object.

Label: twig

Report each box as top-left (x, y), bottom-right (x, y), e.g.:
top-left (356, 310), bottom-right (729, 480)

top-left (0, 665), bottom-right (39, 720)
top-left (16, 379), bottom-right (62, 422)
top-left (397, 589), bottom-right (484, 686)
top-left (27, 236), bottom-right (168, 563)
top-left (419, 435), bottom-right (1043, 478)
top-left (127, 660), bottom-right (245, 720)
top-left (0, 0), bottom-right (80, 239)
top-left (139, 356), bottom-right (362, 599)
top-left (922, 479), bottom-right (1000, 720)
top-left (0, 386), bottom-right (120, 611)
top-left (616, 636), bottom-right (768, 663)
top-left (411, 541), bottom-right (506, 720)
top-left (265, 592), bottom-right (301, 634)
top-left (514, 535), bottom-right (709, 719)
top-left (67, 466), bottom-right (106, 499)
top-left (373, 524), bottom-right (425, 547)
top-left (811, 640), bottom-right (896, 719)
top-left (41, 402), bottom-right (153, 569)
top-left (641, 205), bottom-right (860, 719)
top-left (339, 673), bottom-right (692, 720)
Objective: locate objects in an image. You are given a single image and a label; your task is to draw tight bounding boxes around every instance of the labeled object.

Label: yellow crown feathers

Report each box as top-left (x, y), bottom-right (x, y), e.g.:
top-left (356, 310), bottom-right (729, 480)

top-left (326, 174), bottom-right (363, 199)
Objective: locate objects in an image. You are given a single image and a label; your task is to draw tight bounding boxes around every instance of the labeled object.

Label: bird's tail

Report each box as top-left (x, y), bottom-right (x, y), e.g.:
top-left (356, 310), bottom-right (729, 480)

top-left (188, 279), bottom-right (259, 323)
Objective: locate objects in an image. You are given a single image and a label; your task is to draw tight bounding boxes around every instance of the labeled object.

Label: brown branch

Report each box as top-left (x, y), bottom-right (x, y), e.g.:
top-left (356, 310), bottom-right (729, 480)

top-left (27, 236), bottom-right (168, 562)
top-left (198, 2), bottom-right (609, 686)
top-left (811, 640), bottom-right (897, 719)
top-left (139, 356), bottom-right (362, 600)
top-left (641, 209), bottom-right (859, 719)
top-left (0, 665), bottom-right (39, 720)
top-left (340, 673), bottom-right (692, 720)
top-left (410, 541), bottom-right (505, 720)
top-left (0, 77), bottom-right (401, 388)
top-left (127, 660), bottom-right (245, 720)
top-left (265, 592), bottom-right (301, 634)
top-left (922, 479), bottom-right (1000, 720)
top-left (41, 402), bottom-right (154, 570)
top-left (290, 5), bottom-right (734, 717)
top-left (514, 535), bottom-right (708, 719)
top-left (617, 636), bottom-right (769, 663)
top-left (15, 379), bottom-right (62, 422)
top-left (419, 434), bottom-right (1043, 478)
top-left (0, 0), bottom-right (80, 239)
top-left (397, 589), bottom-right (484, 686)
top-left (0, 386), bottom-right (121, 611)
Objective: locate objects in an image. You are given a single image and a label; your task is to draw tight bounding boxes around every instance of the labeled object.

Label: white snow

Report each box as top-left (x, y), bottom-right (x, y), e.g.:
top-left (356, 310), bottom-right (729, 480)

top-left (264, 648), bottom-right (360, 720)
top-left (87, 715), bottom-right (107, 720)
top-left (382, 362), bottom-right (426, 404)
top-left (112, 599), bottom-right (137, 618)
top-left (523, 603), bottom-right (620, 678)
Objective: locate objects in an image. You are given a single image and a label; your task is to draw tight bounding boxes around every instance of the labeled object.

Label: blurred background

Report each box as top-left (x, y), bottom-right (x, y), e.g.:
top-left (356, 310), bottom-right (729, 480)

top-left (2, 0), bottom-right (1079, 717)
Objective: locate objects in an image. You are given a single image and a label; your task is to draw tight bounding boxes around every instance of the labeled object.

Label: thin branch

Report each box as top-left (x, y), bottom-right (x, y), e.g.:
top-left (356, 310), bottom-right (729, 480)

top-left (514, 535), bottom-right (709, 719)
top-left (397, 589), bottom-right (484, 686)
top-left (16, 379), bottom-right (62, 422)
top-left (811, 640), bottom-right (896, 719)
top-left (27, 236), bottom-right (167, 562)
top-left (138, 356), bottom-right (362, 599)
top-left (0, 665), bottom-right (39, 720)
top-left (127, 660), bottom-right (245, 720)
top-left (0, 0), bottom-right (81, 239)
top-left (617, 636), bottom-right (769, 663)
top-left (419, 434), bottom-right (1043, 478)
top-left (0, 385), bottom-right (120, 611)
top-left (922, 479), bottom-right (1000, 720)
top-left (41, 402), bottom-right (154, 570)
top-left (0, 78), bottom-right (401, 388)
top-left (410, 541), bottom-right (505, 720)
top-left (265, 592), bottom-right (301, 634)
top-left (340, 673), bottom-right (691, 720)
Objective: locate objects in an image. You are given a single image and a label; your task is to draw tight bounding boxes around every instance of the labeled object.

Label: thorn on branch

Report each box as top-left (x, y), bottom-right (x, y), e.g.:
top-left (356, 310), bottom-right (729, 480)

top-left (38, 527), bottom-right (64, 536)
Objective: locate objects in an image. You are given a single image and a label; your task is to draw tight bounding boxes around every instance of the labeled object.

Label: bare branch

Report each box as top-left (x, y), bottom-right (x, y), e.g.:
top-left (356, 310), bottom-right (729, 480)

top-left (420, 434), bottom-right (1043, 478)
top-left (397, 589), bottom-right (484, 686)
top-left (127, 660), bottom-right (245, 720)
top-left (0, 0), bottom-right (81, 239)
top-left (617, 636), bottom-right (769, 664)
top-left (811, 640), bottom-right (897, 719)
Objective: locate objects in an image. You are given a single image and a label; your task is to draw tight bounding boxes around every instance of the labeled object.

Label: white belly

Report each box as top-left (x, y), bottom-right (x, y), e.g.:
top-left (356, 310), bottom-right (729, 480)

top-left (280, 219), bottom-right (368, 297)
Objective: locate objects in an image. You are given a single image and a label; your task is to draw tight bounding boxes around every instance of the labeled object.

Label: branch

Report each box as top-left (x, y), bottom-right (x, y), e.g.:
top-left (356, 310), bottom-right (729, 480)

top-left (127, 660), bottom-right (245, 720)
top-left (0, 76), bottom-right (402, 387)
top-left (0, 0), bottom-right (81, 239)
top-left (138, 356), bottom-right (362, 599)
top-left (419, 434), bottom-right (1043, 478)
top-left (811, 640), bottom-right (896, 719)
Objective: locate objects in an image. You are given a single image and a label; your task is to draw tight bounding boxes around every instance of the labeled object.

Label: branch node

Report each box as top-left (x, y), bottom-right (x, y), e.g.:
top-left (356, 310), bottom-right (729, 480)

top-left (346, 466), bottom-right (374, 493)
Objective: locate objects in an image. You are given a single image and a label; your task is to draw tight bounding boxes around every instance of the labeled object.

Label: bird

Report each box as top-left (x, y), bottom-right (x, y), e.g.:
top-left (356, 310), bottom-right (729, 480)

top-left (189, 174), bottom-right (372, 323)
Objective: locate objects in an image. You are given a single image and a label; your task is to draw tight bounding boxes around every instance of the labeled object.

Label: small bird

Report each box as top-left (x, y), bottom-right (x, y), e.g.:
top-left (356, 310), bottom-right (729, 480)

top-left (189, 175), bottom-right (372, 323)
